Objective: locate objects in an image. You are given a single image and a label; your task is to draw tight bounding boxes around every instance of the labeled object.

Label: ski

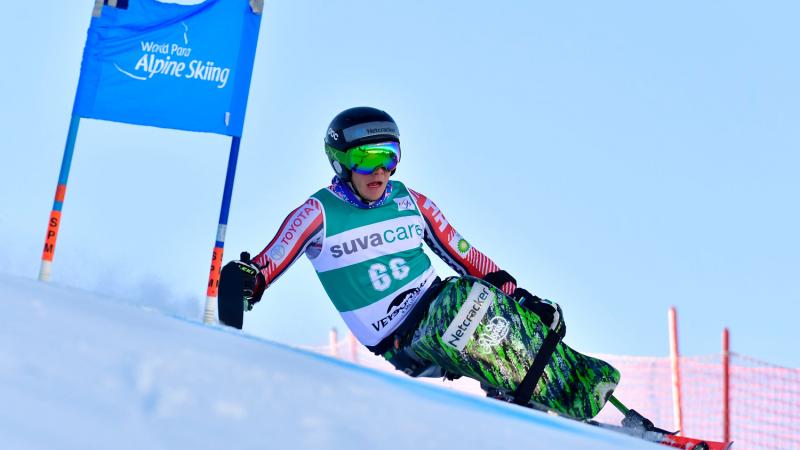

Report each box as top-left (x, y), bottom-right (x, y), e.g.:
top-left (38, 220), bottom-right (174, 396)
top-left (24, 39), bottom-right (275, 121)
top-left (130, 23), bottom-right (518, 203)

top-left (591, 420), bottom-right (732, 450)
top-left (502, 395), bottom-right (734, 450)
top-left (607, 397), bottom-right (733, 450)
top-left (658, 433), bottom-right (733, 450)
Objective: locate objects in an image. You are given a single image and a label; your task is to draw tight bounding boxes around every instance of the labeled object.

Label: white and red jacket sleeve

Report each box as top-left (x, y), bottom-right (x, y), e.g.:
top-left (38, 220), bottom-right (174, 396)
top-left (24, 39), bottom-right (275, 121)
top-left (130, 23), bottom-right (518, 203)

top-left (408, 188), bottom-right (517, 296)
top-left (251, 198), bottom-right (324, 289)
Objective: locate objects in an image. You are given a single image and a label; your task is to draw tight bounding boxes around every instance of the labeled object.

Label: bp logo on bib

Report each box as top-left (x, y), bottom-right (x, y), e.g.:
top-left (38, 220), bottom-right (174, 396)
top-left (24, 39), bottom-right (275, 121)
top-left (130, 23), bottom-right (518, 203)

top-left (448, 232), bottom-right (470, 257)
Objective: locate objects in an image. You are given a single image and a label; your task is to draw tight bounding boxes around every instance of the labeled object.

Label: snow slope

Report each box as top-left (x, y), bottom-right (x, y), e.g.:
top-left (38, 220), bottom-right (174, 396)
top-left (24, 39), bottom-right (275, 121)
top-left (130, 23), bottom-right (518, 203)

top-left (0, 273), bottom-right (661, 450)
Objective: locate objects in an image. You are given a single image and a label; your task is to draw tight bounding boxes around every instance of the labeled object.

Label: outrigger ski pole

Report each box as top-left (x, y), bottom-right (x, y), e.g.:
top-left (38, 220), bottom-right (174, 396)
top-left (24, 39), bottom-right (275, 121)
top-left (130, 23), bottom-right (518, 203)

top-left (608, 395), bottom-right (676, 435)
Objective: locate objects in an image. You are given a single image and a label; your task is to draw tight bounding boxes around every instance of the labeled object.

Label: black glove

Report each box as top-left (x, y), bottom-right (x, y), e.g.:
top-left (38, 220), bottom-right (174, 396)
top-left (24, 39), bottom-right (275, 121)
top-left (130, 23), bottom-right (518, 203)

top-left (482, 270), bottom-right (516, 291)
top-left (225, 251), bottom-right (265, 311)
top-left (513, 287), bottom-right (566, 338)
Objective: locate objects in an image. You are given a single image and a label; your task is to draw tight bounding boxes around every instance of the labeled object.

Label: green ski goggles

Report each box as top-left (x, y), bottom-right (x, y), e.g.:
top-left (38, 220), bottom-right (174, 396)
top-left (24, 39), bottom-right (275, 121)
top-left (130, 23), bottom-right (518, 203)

top-left (326, 141), bottom-right (401, 175)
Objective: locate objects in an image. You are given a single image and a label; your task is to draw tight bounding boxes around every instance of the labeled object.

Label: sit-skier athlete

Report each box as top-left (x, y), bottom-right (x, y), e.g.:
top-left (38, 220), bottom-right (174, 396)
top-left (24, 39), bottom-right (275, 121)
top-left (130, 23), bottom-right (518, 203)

top-left (219, 107), bottom-right (734, 449)
top-left (222, 104), bottom-right (590, 399)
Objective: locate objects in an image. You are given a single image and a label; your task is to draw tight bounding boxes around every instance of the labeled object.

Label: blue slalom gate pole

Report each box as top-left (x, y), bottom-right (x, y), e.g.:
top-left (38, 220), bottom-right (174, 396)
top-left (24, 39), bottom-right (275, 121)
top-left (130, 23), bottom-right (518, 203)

top-left (204, 136), bottom-right (241, 323)
top-left (39, 115), bottom-right (81, 281)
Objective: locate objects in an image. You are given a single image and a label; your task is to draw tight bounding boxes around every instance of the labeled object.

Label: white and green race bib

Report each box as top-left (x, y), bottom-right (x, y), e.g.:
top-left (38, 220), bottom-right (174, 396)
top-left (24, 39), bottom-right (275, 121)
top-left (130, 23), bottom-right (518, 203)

top-left (309, 182), bottom-right (437, 345)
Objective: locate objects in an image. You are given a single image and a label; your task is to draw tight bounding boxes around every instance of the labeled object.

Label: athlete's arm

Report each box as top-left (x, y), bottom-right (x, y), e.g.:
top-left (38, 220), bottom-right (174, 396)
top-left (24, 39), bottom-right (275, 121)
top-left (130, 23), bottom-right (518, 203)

top-left (408, 188), bottom-right (516, 295)
top-left (250, 198), bottom-right (324, 296)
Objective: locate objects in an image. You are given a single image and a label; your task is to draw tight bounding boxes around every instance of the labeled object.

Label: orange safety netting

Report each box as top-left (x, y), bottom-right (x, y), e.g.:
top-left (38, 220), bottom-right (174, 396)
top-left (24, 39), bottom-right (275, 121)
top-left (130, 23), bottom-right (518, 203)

top-left (309, 333), bottom-right (800, 450)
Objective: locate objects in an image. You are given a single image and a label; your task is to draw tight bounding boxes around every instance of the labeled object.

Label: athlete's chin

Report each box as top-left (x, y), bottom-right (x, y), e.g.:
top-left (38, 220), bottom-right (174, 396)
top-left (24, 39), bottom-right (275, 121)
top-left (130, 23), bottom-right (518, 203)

top-left (363, 192), bottom-right (385, 201)
top-left (362, 182), bottom-right (386, 200)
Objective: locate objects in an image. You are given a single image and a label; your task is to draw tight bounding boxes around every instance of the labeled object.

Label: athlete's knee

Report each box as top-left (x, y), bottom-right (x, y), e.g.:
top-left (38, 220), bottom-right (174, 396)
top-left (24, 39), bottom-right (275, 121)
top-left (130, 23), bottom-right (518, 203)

top-left (383, 346), bottom-right (444, 378)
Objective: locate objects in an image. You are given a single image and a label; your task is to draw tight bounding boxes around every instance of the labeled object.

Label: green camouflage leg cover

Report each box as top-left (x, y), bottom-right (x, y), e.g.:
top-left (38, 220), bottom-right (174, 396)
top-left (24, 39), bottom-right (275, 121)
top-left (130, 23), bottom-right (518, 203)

top-left (410, 276), bottom-right (620, 419)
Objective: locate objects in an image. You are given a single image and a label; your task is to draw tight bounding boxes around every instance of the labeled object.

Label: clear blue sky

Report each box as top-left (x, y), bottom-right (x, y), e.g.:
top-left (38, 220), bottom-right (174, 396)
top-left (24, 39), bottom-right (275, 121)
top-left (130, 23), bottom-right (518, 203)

top-left (1, 1), bottom-right (798, 366)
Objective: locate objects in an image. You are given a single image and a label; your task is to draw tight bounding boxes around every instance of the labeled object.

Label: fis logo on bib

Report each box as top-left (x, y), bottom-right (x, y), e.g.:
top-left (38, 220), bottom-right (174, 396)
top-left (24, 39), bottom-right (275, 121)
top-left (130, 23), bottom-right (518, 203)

top-left (394, 196), bottom-right (415, 212)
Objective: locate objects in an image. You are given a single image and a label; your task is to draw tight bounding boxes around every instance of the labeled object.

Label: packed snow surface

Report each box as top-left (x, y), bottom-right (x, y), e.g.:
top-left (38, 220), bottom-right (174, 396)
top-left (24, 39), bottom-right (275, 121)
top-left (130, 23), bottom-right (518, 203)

top-left (0, 273), bottom-right (661, 449)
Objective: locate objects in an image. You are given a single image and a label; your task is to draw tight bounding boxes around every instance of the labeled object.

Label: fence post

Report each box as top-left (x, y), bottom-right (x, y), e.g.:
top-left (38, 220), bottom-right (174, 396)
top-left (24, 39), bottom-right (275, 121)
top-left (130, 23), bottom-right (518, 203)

top-left (349, 332), bottom-right (359, 364)
top-left (722, 327), bottom-right (731, 442)
top-left (329, 327), bottom-right (338, 358)
top-left (668, 306), bottom-right (684, 434)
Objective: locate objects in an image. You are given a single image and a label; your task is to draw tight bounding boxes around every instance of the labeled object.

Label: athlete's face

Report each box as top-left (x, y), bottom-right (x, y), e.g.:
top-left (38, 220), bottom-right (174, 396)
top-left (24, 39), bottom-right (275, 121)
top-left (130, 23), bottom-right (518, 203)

top-left (351, 167), bottom-right (390, 201)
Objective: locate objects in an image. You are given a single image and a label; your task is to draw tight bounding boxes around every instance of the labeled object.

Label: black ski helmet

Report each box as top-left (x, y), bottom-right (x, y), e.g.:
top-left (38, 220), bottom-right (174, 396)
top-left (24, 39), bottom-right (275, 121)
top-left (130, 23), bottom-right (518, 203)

top-left (324, 107), bottom-right (400, 181)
